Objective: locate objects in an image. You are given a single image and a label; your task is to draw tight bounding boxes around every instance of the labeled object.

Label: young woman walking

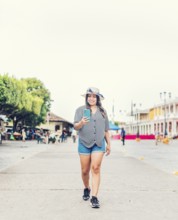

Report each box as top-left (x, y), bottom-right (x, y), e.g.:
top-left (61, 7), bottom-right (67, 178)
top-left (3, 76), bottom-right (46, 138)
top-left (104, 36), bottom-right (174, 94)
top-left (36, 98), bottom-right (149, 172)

top-left (74, 87), bottom-right (111, 208)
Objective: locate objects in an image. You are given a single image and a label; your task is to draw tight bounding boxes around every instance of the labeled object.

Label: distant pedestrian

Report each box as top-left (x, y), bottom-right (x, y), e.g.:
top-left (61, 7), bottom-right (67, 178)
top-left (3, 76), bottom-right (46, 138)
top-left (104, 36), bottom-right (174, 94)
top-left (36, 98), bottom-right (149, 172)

top-left (74, 87), bottom-right (111, 208)
top-left (120, 127), bottom-right (126, 145)
top-left (155, 130), bottom-right (160, 145)
top-left (71, 128), bottom-right (77, 143)
top-left (22, 128), bottom-right (26, 142)
top-left (60, 127), bottom-right (67, 142)
top-left (36, 130), bottom-right (42, 144)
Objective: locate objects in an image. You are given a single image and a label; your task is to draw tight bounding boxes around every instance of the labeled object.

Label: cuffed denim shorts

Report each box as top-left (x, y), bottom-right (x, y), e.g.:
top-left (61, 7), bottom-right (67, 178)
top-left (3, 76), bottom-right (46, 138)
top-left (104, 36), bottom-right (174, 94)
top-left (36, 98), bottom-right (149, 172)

top-left (78, 139), bottom-right (106, 155)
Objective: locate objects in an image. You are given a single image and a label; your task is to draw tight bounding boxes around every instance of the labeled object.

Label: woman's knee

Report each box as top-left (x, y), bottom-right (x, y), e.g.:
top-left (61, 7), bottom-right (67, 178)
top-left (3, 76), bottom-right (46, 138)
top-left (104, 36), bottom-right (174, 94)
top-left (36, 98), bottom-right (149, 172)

top-left (82, 168), bottom-right (90, 176)
top-left (91, 165), bottom-right (100, 174)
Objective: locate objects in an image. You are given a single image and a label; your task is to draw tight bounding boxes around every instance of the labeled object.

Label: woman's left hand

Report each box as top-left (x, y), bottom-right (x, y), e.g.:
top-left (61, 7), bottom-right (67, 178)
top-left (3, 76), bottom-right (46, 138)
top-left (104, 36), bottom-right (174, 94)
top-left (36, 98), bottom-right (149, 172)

top-left (105, 145), bottom-right (111, 156)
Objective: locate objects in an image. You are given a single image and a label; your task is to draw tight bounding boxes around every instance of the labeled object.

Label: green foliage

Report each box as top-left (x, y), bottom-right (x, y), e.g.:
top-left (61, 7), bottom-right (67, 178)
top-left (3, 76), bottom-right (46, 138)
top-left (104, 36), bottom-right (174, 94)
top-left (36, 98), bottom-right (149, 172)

top-left (114, 121), bottom-right (119, 126)
top-left (0, 74), bottom-right (20, 114)
top-left (0, 74), bottom-right (52, 129)
top-left (32, 96), bottom-right (43, 115)
top-left (21, 77), bottom-right (51, 124)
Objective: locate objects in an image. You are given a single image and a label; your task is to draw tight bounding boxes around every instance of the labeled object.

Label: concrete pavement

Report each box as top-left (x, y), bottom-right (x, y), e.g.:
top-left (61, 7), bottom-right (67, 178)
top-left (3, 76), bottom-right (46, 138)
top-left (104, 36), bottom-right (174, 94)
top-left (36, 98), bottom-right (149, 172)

top-left (0, 139), bottom-right (178, 220)
top-left (116, 139), bottom-right (178, 175)
top-left (0, 140), bottom-right (51, 171)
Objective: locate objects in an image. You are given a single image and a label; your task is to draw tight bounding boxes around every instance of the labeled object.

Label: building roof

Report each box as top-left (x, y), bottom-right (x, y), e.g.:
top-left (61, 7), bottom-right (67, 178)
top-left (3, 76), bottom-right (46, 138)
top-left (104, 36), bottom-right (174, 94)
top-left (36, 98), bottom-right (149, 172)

top-left (48, 112), bottom-right (73, 125)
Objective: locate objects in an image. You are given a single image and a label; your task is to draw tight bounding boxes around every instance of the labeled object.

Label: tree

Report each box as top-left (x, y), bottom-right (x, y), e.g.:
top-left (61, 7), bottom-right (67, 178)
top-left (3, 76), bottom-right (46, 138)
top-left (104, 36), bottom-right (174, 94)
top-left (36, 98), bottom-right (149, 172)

top-left (21, 77), bottom-right (51, 125)
top-left (0, 74), bottom-right (52, 130)
top-left (0, 74), bottom-right (25, 115)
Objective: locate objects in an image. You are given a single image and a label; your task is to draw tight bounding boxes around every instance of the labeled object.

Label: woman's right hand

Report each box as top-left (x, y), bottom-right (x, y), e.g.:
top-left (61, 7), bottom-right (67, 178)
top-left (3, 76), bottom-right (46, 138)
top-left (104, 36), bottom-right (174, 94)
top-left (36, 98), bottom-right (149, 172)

top-left (74, 117), bottom-right (89, 130)
top-left (81, 117), bottom-right (89, 126)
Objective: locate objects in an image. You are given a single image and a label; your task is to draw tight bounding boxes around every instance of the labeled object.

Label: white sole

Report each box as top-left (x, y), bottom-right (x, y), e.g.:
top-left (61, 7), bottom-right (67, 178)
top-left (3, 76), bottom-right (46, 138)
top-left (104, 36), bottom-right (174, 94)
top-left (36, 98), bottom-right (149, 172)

top-left (90, 202), bottom-right (100, 208)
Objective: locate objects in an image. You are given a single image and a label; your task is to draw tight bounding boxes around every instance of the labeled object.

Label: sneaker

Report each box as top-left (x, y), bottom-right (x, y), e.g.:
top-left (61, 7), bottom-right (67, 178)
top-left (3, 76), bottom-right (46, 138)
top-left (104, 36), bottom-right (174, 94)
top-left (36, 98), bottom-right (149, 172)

top-left (83, 188), bottom-right (90, 201)
top-left (90, 196), bottom-right (100, 208)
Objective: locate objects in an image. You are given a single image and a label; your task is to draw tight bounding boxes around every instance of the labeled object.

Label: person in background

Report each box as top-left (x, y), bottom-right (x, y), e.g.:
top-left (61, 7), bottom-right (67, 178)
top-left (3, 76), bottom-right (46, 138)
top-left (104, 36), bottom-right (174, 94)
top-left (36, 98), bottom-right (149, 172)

top-left (22, 128), bottom-right (26, 142)
top-left (61, 127), bottom-right (67, 142)
top-left (155, 130), bottom-right (160, 145)
top-left (120, 127), bottom-right (126, 145)
top-left (35, 130), bottom-right (42, 144)
top-left (71, 128), bottom-right (77, 143)
top-left (74, 87), bottom-right (111, 209)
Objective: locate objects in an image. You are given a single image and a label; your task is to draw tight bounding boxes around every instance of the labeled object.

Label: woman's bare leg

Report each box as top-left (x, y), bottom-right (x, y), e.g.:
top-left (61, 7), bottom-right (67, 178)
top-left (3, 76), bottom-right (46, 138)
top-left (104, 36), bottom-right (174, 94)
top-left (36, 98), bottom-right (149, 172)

top-left (79, 154), bottom-right (91, 188)
top-left (91, 152), bottom-right (104, 196)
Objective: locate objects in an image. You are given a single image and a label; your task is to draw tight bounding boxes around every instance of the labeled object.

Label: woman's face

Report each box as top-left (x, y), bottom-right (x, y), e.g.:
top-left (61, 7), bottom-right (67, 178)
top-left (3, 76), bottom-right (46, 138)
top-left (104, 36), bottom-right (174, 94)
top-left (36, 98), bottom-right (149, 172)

top-left (87, 94), bottom-right (97, 106)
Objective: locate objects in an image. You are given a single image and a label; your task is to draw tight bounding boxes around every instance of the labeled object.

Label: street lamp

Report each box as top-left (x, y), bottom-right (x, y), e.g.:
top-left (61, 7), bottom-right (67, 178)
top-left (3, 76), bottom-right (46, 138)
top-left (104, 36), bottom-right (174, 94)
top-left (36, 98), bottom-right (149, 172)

top-left (160, 92), bottom-right (171, 137)
top-left (131, 102), bottom-right (142, 139)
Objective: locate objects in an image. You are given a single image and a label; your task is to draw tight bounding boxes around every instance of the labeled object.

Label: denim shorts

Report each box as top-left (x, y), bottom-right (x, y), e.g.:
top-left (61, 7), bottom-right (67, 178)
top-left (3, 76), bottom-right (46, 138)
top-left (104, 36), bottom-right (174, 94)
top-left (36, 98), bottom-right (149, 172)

top-left (78, 139), bottom-right (106, 155)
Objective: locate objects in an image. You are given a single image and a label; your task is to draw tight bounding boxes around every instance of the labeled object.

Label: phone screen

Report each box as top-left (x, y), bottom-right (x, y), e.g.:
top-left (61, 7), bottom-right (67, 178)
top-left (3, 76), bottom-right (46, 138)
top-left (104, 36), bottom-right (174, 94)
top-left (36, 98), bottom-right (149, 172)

top-left (83, 109), bottom-right (90, 120)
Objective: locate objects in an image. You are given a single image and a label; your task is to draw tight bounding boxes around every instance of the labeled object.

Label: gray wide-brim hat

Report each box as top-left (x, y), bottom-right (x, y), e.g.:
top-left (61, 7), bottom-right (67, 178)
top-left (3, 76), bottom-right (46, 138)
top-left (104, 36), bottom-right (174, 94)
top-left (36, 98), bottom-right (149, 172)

top-left (82, 87), bottom-right (104, 100)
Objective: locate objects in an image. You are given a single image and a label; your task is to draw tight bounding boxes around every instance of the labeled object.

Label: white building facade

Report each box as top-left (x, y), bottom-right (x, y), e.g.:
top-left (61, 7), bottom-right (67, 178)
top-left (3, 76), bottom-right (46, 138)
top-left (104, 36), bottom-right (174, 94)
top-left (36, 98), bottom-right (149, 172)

top-left (126, 98), bottom-right (178, 137)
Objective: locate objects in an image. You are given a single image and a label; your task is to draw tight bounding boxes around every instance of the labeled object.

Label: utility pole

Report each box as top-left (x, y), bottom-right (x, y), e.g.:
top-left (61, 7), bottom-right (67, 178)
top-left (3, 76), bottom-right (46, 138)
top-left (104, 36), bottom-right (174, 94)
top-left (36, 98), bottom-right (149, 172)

top-left (160, 92), bottom-right (171, 137)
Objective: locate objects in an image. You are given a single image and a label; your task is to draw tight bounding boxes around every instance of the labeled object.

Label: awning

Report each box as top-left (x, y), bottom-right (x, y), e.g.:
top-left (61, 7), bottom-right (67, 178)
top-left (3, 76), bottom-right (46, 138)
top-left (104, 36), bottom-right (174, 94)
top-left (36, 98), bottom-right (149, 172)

top-left (109, 122), bottom-right (120, 130)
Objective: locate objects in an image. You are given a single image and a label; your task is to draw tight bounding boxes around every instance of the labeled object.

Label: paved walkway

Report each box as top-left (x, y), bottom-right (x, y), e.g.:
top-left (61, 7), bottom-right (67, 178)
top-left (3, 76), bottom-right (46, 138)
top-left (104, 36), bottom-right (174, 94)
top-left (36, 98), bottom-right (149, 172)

top-left (0, 140), bottom-right (51, 171)
top-left (116, 139), bottom-right (178, 175)
top-left (0, 139), bottom-right (178, 220)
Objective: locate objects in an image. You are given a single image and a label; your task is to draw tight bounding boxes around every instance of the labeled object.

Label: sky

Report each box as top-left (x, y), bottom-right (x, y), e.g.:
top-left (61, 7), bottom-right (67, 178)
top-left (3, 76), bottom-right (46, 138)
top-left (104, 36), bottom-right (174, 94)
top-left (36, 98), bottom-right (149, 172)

top-left (0, 0), bottom-right (178, 123)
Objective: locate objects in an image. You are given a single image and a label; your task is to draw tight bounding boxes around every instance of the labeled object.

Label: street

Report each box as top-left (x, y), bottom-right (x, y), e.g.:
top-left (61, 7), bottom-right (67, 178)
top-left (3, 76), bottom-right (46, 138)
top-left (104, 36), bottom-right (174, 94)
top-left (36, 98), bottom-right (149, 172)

top-left (0, 138), bottom-right (178, 220)
top-left (116, 138), bottom-right (178, 175)
top-left (0, 140), bottom-right (51, 172)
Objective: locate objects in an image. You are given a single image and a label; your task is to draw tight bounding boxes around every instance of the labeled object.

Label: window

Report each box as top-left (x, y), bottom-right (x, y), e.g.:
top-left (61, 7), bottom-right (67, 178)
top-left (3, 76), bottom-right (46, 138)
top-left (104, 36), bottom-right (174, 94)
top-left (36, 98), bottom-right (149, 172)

top-left (55, 125), bottom-right (60, 131)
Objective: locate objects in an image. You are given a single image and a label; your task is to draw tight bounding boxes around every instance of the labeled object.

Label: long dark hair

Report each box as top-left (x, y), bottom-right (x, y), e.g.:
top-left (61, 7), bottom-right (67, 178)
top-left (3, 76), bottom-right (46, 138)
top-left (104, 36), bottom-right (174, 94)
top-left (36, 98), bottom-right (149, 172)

top-left (85, 94), bottom-right (106, 118)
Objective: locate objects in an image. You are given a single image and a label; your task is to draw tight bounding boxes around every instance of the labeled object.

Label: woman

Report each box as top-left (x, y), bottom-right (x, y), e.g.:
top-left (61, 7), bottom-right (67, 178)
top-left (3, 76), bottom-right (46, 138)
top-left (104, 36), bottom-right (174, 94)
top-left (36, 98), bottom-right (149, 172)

top-left (74, 87), bottom-right (111, 208)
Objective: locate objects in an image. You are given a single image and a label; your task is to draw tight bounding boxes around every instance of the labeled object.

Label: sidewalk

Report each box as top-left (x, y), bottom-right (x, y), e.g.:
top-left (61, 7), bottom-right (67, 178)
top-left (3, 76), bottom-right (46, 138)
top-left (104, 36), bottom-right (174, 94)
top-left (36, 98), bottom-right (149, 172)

top-left (0, 139), bottom-right (178, 220)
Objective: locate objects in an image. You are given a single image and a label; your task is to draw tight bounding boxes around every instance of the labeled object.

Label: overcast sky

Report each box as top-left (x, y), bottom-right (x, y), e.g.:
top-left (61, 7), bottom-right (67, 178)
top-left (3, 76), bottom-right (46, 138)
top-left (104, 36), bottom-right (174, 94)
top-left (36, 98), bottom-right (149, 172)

top-left (0, 0), bottom-right (178, 122)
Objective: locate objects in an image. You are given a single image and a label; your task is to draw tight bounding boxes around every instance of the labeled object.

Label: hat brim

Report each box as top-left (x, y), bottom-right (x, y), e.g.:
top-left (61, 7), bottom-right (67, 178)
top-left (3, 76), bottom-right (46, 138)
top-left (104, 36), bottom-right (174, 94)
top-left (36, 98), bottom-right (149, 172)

top-left (81, 93), bottom-right (104, 100)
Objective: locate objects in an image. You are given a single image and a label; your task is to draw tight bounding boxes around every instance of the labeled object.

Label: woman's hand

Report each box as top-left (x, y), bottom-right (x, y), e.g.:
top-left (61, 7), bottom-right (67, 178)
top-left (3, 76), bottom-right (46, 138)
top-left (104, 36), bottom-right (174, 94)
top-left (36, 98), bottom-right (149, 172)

top-left (74, 117), bottom-right (89, 130)
top-left (105, 144), bottom-right (111, 156)
top-left (105, 131), bottom-right (111, 156)
top-left (81, 117), bottom-right (89, 125)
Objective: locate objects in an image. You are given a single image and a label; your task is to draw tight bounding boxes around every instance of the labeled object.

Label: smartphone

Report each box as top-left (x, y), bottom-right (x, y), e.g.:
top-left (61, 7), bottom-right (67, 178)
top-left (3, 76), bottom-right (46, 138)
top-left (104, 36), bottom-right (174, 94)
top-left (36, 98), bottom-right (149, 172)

top-left (83, 109), bottom-right (91, 121)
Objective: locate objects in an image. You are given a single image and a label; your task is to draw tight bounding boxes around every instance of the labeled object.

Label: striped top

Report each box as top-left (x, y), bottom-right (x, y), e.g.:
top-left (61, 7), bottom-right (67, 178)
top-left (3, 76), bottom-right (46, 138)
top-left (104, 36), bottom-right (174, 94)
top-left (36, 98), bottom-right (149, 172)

top-left (74, 105), bottom-right (109, 148)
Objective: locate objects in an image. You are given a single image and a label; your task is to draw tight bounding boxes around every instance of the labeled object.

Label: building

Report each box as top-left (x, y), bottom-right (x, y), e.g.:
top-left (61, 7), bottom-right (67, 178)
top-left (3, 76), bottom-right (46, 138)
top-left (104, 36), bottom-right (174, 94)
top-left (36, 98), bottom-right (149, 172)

top-left (0, 115), bottom-right (8, 143)
top-left (126, 98), bottom-right (178, 137)
top-left (39, 112), bottom-right (73, 135)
